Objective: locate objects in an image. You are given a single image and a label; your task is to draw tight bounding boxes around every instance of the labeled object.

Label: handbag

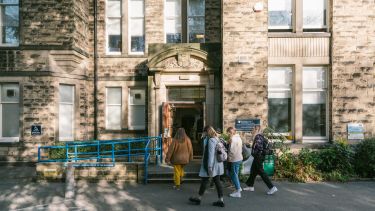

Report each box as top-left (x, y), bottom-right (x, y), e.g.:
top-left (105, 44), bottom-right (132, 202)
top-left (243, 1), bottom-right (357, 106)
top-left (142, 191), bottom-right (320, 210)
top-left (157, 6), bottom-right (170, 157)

top-left (242, 144), bottom-right (252, 161)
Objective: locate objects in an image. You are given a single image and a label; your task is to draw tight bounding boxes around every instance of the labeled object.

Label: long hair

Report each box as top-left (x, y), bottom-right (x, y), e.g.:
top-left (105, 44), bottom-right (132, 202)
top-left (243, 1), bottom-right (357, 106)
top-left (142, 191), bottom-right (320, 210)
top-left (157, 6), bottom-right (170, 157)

top-left (206, 126), bottom-right (218, 138)
top-left (174, 128), bottom-right (190, 143)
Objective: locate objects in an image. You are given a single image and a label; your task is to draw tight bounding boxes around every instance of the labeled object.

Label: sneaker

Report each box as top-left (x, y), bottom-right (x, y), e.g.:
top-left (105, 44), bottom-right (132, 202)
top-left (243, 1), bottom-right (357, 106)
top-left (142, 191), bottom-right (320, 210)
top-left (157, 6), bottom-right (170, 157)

top-left (212, 200), bottom-right (225, 207)
top-left (229, 191), bottom-right (241, 198)
top-left (243, 186), bottom-right (254, 191)
top-left (189, 197), bottom-right (201, 205)
top-left (267, 186), bottom-right (278, 195)
top-left (173, 185), bottom-right (180, 190)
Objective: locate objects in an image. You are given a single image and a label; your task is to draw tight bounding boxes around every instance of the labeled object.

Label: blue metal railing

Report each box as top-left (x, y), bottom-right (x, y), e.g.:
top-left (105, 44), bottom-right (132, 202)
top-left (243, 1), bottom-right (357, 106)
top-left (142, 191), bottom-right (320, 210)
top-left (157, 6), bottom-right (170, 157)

top-left (38, 136), bottom-right (162, 184)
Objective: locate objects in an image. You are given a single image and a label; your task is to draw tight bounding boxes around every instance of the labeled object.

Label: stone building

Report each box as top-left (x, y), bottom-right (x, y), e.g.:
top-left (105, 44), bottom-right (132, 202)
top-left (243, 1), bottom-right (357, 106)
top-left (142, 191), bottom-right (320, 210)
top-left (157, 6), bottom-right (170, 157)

top-left (0, 0), bottom-right (374, 161)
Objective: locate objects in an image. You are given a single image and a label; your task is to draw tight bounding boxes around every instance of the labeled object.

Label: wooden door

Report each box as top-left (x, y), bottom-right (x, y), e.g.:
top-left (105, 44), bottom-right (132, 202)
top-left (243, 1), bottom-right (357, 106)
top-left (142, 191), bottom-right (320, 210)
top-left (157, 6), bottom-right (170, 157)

top-left (162, 102), bottom-right (173, 163)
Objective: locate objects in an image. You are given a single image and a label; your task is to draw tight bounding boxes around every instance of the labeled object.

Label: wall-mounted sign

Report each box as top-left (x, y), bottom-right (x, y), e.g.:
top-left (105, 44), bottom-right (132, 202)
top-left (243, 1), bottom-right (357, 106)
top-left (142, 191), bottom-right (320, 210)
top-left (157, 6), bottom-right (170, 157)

top-left (347, 123), bottom-right (364, 140)
top-left (31, 125), bottom-right (42, 136)
top-left (235, 119), bottom-right (261, 132)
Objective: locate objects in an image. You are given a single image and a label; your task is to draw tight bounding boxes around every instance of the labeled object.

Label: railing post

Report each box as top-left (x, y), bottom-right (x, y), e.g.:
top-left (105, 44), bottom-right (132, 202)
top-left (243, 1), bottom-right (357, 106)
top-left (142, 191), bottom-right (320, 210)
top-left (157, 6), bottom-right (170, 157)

top-left (74, 145), bottom-right (78, 162)
top-left (65, 144), bottom-right (69, 162)
top-left (144, 146), bottom-right (148, 184)
top-left (111, 143), bottom-right (115, 163)
top-left (97, 141), bottom-right (100, 162)
top-left (128, 142), bottom-right (131, 162)
top-left (159, 135), bottom-right (163, 164)
top-left (37, 146), bottom-right (41, 162)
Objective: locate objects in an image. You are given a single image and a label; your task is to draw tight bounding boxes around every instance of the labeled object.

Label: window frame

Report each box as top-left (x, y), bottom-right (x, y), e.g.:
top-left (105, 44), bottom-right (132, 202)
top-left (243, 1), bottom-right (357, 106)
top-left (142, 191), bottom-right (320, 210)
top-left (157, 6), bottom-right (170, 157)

top-left (302, 66), bottom-right (329, 142)
top-left (106, 0), bottom-right (123, 55)
top-left (302, 0), bottom-right (328, 31)
top-left (58, 84), bottom-right (75, 141)
top-left (105, 87), bottom-right (123, 130)
top-left (0, 83), bottom-right (20, 142)
top-left (268, 0), bottom-right (293, 31)
top-left (128, 0), bottom-right (145, 55)
top-left (128, 87), bottom-right (146, 130)
top-left (0, 0), bottom-right (20, 46)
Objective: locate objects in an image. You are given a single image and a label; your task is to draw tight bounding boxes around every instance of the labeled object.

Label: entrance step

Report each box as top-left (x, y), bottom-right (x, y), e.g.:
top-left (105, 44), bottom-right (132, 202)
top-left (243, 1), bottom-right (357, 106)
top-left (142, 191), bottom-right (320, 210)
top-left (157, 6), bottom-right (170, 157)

top-left (147, 161), bottom-right (201, 183)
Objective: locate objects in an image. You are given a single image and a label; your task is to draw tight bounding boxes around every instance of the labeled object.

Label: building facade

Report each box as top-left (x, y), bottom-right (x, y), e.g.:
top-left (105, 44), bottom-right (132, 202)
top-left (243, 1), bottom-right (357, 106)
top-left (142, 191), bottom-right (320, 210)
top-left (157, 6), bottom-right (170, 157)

top-left (0, 0), bottom-right (374, 161)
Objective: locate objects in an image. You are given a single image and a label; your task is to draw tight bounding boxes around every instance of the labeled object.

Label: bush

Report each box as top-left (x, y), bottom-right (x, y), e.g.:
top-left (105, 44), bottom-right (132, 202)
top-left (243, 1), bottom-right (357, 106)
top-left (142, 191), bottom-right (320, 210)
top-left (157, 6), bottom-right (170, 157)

top-left (354, 138), bottom-right (375, 178)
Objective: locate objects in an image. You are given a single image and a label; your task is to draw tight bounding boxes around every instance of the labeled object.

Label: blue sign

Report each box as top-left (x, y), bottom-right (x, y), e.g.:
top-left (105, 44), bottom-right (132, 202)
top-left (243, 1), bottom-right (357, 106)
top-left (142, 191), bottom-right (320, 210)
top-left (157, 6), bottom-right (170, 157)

top-left (235, 119), bottom-right (261, 131)
top-left (347, 123), bottom-right (364, 140)
top-left (31, 125), bottom-right (42, 136)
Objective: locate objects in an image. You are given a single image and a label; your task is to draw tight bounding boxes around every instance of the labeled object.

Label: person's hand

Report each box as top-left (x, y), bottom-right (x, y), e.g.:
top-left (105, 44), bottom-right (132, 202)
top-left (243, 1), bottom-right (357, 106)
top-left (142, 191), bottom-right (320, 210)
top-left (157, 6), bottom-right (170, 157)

top-left (208, 167), bottom-right (213, 177)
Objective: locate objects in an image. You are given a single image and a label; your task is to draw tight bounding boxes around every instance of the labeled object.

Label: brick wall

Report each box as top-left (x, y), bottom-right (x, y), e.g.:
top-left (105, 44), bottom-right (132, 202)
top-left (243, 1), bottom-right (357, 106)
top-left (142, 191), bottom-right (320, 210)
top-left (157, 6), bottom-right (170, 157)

top-left (331, 0), bottom-right (375, 139)
top-left (222, 0), bottom-right (268, 130)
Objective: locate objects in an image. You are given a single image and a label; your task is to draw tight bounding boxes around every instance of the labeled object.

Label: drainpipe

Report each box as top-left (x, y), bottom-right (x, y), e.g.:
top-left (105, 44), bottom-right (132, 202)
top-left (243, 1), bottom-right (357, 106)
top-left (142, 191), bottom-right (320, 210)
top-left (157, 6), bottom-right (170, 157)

top-left (93, 0), bottom-right (98, 140)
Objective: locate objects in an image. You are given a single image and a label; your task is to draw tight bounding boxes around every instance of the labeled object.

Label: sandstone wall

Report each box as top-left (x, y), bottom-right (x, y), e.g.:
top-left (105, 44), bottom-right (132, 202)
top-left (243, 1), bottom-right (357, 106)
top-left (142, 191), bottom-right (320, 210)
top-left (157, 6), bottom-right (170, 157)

top-left (222, 0), bottom-right (268, 131)
top-left (331, 0), bottom-right (375, 139)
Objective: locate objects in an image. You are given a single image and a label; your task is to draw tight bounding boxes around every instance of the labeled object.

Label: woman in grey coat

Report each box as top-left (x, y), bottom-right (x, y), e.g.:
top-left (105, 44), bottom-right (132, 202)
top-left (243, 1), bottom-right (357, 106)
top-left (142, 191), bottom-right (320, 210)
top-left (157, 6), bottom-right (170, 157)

top-left (189, 126), bottom-right (225, 207)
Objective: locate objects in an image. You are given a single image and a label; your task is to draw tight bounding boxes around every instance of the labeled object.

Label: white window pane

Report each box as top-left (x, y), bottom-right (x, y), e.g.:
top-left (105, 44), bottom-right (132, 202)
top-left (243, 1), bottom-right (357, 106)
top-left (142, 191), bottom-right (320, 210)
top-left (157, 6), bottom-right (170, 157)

top-left (2, 5), bottom-right (19, 44)
top-left (2, 103), bottom-right (19, 137)
top-left (269, 91), bottom-right (291, 99)
top-left (303, 0), bottom-right (326, 28)
top-left (129, 0), bottom-right (144, 17)
top-left (165, 19), bottom-right (181, 33)
top-left (59, 104), bottom-right (73, 139)
top-left (129, 89), bottom-right (145, 105)
top-left (59, 85), bottom-right (74, 103)
top-left (107, 18), bottom-right (121, 35)
top-left (165, 0), bottom-right (181, 17)
top-left (107, 105), bottom-right (121, 130)
top-left (268, 0), bottom-right (292, 28)
top-left (107, 0), bottom-right (121, 17)
top-left (129, 105), bottom-right (145, 128)
top-left (107, 88), bottom-right (122, 104)
top-left (130, 18), bottom-right (144, 36)
top-left (268, 67), bottom-right (292, 88)
top-left (303, 67), bottom-right (326, 89)
top-left (188, 0), bottom-right (204, 16)
top-left (303, 91), bottom-right (326, 104)
top-left (1, 83), bottom-right (19, 102)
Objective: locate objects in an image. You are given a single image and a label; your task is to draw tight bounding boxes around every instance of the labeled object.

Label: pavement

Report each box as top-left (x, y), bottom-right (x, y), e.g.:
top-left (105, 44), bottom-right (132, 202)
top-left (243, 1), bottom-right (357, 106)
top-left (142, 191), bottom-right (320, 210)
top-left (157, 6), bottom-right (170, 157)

top-left (0, 166), bottom-right (375, 211)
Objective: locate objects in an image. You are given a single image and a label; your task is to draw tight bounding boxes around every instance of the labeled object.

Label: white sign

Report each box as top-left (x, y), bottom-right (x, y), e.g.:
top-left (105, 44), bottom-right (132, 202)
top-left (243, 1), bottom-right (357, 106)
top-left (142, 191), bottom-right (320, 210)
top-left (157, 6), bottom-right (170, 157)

top-left (347, 123), bottom-right (364, 140)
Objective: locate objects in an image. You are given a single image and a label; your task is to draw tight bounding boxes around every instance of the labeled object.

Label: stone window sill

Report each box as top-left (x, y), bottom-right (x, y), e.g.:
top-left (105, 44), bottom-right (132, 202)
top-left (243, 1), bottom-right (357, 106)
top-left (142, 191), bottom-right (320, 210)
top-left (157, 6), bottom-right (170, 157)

top-left (268, 32), bottom-right (331, 38)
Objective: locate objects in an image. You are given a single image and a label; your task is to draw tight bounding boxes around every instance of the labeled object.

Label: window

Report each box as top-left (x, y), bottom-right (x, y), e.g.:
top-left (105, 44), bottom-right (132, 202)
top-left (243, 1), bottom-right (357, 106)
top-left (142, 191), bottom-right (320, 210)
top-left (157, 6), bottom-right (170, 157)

top-left (0, 83), bottom-right (19, 141)
top-left (303, 0), bottom-right (327, 30)
top-left (128, 88), bottom-right (145, 130)
top-left (106, 87), bottom-right (122, 130)
top-left (129, 0), bottom-right (145, 53)
top-left (302, 67), bottom-right (327, 137)
top-left (0, 0), bottom-right (19, 45)
top-left (268, 0), bottom-right (292, 30)
top-left (59, 85), bottom-right (74, 141)
top-left (106, 0), bottom-right (122, 53)
top-left (168, 86), bottom-right (205, 102)
top-left (165, 0), bottom-right (182, 43)
top-left (165, 0), bottom-right (205, 43)
top-left (268, 67), bottom-right (292, 134)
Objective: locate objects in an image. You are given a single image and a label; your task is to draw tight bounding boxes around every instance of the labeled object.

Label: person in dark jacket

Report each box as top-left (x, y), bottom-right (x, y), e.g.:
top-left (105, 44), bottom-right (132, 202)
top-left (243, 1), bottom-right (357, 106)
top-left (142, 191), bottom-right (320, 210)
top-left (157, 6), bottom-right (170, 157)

top-left (243, 125), bottom-right (278, 195)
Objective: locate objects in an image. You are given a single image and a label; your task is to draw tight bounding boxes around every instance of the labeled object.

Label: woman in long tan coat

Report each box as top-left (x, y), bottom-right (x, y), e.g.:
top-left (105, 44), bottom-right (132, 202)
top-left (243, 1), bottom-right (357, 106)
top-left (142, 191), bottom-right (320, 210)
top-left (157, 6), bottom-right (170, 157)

top-left (165, 128), bottom-right (193, 190)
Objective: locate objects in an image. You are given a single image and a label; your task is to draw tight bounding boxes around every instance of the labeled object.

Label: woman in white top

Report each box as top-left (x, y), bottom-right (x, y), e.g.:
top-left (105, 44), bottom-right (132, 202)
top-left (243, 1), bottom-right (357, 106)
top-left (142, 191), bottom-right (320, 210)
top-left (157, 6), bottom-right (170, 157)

top-left (226, 127), bottom-right (243, 198)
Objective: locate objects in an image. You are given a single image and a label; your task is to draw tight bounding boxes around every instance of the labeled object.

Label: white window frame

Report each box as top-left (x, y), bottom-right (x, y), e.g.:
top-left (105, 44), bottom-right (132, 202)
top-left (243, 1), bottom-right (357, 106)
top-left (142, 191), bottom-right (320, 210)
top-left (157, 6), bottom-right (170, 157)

top-left (302, 66), bottom-right (329, 142)
top-left (187, 0), bottom-right (205, 43)
top-left (302, 0), bottom-right (328, 30)
top-left (268, 0), bottom-right (293, 30)
top-left (0, 0), bottom-right (19, 46)
top-left (164, 0), bottom-right (182, 43)
top-left (0, 83), bottom-right (20, 142)
top-left (106, 87), bottom-right (122, 130)
top-left (268, 67), bottom-right (294, 137)
top-left (106, 0), bottom-right (122, 55)
top-left (59, 85), bottom-right (75, 141)
top-left (128, 0), bottom-right (145, 55)
top-left (128, 88), bottom-right (146, 130)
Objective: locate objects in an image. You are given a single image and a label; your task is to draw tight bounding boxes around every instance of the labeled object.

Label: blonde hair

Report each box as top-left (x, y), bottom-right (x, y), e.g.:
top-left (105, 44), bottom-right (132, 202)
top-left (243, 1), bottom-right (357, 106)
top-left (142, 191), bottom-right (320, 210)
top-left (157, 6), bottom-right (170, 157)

top-left (206, 126), bottom-right (218, 138)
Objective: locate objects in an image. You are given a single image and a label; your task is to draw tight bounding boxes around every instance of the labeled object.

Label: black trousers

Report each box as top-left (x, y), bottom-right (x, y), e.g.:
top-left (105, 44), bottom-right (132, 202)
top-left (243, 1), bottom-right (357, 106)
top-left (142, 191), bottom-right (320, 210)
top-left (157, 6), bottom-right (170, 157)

top-left (246, 156), bottom-right (274, 189)
top-left (199, 175), bottom-right (223, 198)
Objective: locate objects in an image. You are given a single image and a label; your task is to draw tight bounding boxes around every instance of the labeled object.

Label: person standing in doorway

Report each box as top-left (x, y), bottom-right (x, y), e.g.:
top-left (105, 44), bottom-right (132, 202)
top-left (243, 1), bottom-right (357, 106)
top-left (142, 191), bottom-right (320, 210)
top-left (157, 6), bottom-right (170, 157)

top-left (243, 125), bottom-right (278, 195)
top-left (165, 128), bottom-right (193, 190)
top-left (226, 127), bottom-right (243, 198)
top-left (189, 126), bottom-right (225, 207)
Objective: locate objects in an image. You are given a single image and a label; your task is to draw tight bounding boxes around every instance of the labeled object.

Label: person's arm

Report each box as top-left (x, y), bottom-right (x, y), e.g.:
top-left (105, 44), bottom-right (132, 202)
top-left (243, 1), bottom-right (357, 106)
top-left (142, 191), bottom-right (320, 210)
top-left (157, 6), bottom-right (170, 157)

top-left (165, 140), bottom-right (176, 164)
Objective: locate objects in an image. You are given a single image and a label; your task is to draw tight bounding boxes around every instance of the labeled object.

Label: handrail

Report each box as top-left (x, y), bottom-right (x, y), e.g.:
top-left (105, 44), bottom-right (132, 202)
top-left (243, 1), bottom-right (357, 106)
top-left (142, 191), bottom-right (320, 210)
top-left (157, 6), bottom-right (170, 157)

top-left (38, 136), bottom-right (162, 184)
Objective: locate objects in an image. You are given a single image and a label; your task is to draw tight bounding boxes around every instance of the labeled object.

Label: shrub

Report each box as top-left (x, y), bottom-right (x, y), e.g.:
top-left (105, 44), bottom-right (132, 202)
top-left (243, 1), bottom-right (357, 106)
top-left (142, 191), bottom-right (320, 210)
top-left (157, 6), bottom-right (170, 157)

top-left (316, 141), bottom-right (354, 175)
top-left (353, 138), bottom-right (375, 178)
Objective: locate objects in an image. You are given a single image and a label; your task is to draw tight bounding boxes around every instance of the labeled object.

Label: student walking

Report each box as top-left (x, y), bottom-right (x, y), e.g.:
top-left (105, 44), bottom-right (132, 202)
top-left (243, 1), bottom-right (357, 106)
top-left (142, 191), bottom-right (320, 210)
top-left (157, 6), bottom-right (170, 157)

top-left (243, 125), bottom-right (278, 195)
top-left (189, 126), bottom-right (225, 207)
top-left (165, 128), bottom-right (193, 190)
top-left (226, 127), bottom-right (243, 198)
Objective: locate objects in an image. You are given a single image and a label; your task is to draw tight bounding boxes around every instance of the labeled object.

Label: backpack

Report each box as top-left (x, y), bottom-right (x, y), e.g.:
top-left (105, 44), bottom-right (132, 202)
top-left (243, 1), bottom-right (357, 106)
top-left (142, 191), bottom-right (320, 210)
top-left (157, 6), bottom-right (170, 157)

top-left (216, 138), bottom-right (228, 162)
top-left (259, 134), bottom-right (272, 156)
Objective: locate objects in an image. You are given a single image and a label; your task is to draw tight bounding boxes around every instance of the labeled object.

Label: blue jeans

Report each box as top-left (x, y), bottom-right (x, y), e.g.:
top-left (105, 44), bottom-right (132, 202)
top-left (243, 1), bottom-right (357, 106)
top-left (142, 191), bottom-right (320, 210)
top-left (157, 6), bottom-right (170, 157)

top-left (230, 161), bottom-right (242, 190)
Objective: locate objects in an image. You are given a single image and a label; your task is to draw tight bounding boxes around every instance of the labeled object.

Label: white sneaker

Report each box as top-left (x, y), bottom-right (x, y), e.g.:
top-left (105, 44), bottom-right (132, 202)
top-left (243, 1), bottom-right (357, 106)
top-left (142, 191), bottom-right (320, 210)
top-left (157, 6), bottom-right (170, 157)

top-left (229, 191), bottom-right (241, 198)
top-left (243, 186), bottom-right (254, 192)
top-left (267, 186), bottom-right (278, 195)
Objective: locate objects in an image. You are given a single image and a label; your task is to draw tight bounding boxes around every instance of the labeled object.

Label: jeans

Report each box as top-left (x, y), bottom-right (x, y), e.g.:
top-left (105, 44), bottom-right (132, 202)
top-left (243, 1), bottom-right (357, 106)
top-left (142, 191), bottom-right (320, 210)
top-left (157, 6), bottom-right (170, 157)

top-left (230, 161), bottom-right (242, 190)
top-left (173, 164), bottom-right (185, 186)
top-left (246, 156), bottom-right (274, 189)
top-left (199, 175), bottom-right (223, 198)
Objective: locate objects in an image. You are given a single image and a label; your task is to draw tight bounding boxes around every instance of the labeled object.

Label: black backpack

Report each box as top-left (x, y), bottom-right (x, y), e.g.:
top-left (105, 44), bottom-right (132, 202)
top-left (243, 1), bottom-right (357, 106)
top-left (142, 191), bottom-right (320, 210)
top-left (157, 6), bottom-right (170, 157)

top-left (258, 134), bottom-right (272, 156)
